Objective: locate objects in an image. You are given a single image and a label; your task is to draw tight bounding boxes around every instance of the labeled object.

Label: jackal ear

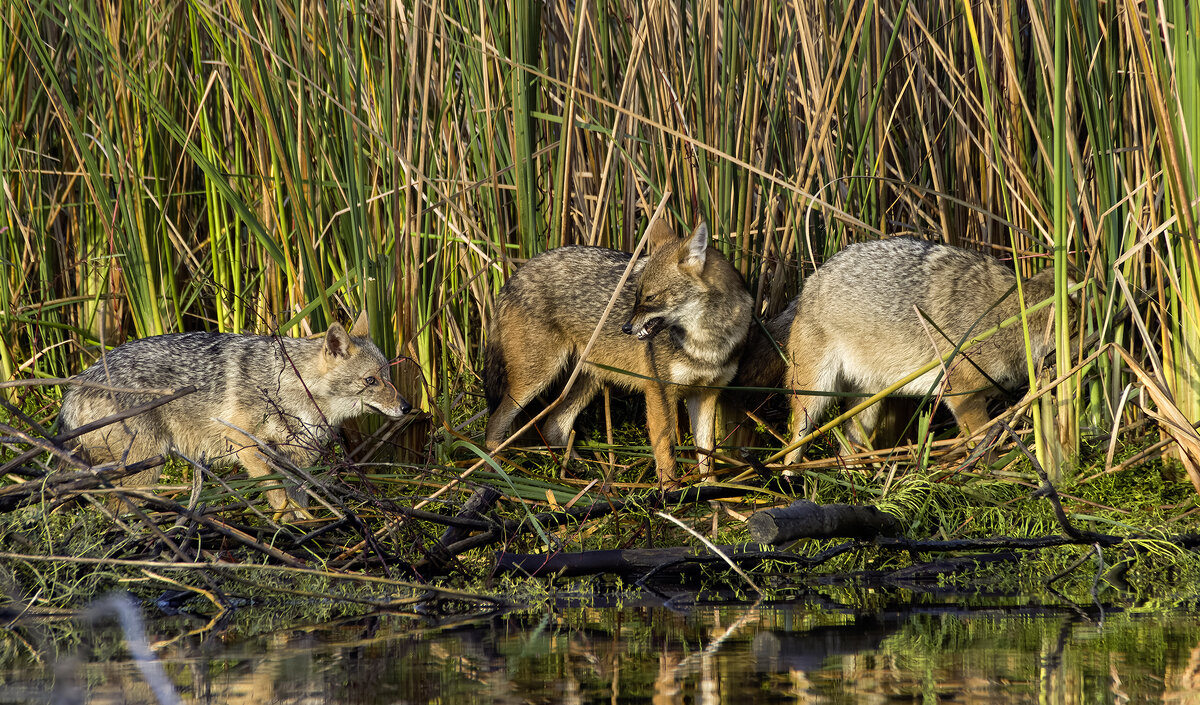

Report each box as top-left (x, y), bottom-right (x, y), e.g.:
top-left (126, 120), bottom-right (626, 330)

top-left (646, 217), bottom-right (677, 253)
top-left (679, 222), bottom-right (709, 273)
top-left (349, 311), bottom-right (370, 337)
top-left (323, 323), bottom-right (354, 360)
top-left (1066, 277), bottom-right (1081, 305)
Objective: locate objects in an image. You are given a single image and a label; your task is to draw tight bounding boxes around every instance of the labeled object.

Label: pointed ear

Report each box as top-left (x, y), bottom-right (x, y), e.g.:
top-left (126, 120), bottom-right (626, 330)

top-left (646, 218), bottom-right (677, 253)
top-left (349, 311), bottom-right (370, 337)
top-left (1066, 277), bottom-right (1081, 305)
top-left (679, 222), bottom-right (710, 272)
top-left (323, 322), bottom-right (353, 360)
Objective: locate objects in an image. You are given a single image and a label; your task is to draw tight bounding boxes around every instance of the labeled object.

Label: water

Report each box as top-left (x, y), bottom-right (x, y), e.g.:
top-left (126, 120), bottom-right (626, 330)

top-left (7, 591), bottom-right (1200, 703)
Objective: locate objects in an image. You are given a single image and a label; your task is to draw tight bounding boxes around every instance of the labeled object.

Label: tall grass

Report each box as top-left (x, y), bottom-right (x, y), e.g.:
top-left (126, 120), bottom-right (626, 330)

top-left (0, 0), bottom-right (1196, 481)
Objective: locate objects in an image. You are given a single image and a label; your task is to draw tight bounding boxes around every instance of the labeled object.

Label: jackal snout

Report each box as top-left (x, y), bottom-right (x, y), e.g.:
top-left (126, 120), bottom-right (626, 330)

top-left (351, 357), bottom-right (412, 419)
top-left (358, 367), bottom-right (412, 418)
top-left (311, 314), bottom-right (413, 421)
top-left (621, 222), bottom-right (713, 342)
top-left (620, 311), bottom-right (664, 340)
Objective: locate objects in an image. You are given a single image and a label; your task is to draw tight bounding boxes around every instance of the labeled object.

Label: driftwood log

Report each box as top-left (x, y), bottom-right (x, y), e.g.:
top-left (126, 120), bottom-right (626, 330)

top-left (747, 499), bottom-right (902, 544)
top-left (494, 542), bottom-right (854, 580)
top-left (497, 546), bottom-right (745, 578)
top-left (406, 482), bottom-right (753, 576)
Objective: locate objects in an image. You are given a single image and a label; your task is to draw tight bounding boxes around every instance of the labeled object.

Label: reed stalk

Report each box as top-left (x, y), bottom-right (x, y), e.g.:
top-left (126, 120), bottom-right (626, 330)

top-left (0, 0), bottom-right (1194, 483)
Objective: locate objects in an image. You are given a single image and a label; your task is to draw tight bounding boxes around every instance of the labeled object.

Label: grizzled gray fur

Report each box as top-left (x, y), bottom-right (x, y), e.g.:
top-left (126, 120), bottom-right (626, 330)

top-left (784, 237), bottom-right (1072, 463)
top-left (59, 313), bottom-right (410, 515)
top-left (485, 220), bottom-right (753, 482)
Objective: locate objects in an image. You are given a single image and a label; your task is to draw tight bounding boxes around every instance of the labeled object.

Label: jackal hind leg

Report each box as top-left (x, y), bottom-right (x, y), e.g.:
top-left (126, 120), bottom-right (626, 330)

top-left (539, 374), bottom-right (601, 454)
top-left (945, 392), bottom-right (992, 443)
top-left (485, 354), bottom-right (565, 451)
top-left (938, 369), bottom-right (1005, 466)
top-left (80, 431), bottom-right (167, 513)
top-left (841, 399), bottom-right (882, 452)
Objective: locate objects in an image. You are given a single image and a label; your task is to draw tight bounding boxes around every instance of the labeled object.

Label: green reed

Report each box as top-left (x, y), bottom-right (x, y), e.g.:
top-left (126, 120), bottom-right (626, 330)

top-left (0, 0), bottom-right (1196, 485)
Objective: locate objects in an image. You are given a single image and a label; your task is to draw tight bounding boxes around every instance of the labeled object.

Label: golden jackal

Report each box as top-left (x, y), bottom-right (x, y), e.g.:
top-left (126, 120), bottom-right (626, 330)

top-left (484, 220), bottom-right (753, 482)
top-left (784, 237), bottom-right (1070, 464)
top-left (59, 313), bottom-right (411, 514)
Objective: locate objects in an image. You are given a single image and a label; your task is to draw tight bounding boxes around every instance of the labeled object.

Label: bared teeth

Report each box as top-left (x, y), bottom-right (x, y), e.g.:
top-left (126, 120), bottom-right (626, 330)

top-left (635, 318), bottom-right (664, 340)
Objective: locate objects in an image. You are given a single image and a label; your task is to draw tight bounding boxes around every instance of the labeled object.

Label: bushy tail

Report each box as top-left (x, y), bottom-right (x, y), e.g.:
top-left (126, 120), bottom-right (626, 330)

top-left (732, 299), bottom-right (796, 390)
top-left (484, 340), bottom-right (506, 413)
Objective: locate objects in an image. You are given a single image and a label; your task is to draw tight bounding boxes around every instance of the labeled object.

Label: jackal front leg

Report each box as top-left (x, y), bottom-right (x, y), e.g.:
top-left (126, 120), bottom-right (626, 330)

top-left (235, 446), bottom-right (313, 523)
top-left (686, 389), bottom-right (719, 480)
top-left (643, 380), bottom-right (680, 485)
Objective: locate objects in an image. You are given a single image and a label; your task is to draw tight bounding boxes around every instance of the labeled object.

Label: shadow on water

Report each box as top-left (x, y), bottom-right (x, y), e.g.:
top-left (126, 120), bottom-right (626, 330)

top-left (7, 588), bottom-right (1200, 703)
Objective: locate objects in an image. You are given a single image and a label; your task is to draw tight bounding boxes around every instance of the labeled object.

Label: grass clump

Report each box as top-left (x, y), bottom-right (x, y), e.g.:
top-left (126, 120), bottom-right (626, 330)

top-left (1, 0), bottom-right (1199, 622)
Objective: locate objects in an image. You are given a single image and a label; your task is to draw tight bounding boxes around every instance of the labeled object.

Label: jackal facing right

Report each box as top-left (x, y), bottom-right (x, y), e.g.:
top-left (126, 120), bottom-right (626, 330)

top-left (784, 237), bottom-right (1072, 464)
top-left (59, 313), bottom-right (411, 515)
top-left (484, 220), bottom-right (753, 482)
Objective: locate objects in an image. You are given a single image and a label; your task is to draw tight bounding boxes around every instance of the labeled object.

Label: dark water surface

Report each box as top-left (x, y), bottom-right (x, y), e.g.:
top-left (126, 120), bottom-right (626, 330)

top-left (7, 590), bottom-right (1200, 703)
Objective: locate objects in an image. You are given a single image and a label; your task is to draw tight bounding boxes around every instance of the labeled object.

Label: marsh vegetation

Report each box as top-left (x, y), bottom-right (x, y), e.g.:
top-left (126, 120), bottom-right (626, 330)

top-left (1, 3), bottom-right (1200, 695)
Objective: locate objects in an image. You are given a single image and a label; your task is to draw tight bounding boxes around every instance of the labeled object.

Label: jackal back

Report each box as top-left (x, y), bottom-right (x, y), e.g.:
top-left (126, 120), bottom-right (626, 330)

top-left (784, 236), bottom-right (1072, 464)
top-left (59, 315), bottom-right (411, 511)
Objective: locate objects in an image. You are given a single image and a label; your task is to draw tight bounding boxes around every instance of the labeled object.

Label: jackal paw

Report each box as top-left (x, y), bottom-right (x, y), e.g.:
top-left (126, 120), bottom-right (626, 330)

top-left (272, 504), bottom-right (314, 524)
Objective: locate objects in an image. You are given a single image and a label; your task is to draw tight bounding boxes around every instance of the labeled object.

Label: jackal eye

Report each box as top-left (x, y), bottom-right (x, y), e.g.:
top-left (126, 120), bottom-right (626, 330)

top-left (364, 376), bottom-right (378, 386)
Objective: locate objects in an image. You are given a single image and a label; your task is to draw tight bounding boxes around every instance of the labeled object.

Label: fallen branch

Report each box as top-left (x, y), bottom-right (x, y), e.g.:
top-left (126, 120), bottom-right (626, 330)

top-left (495, 542), bottom-right (854, 579)
top-left (748, 499), bottom-right (902, 544)
top-left (405, 482), bottom-right (756, 576)
top-left (135, 495), bottom-right (309, 568)
top-left (426, 487), bottom-right (502, 573)
top-left (0, 459), bottom-right (167, 513)
top-left (0, 551), bottom-right (512, 613)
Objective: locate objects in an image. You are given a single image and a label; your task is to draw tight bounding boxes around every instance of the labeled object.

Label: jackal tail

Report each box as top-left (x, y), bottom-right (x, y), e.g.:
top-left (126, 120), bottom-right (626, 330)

top-left (484, 341), bottom-right (506, 413)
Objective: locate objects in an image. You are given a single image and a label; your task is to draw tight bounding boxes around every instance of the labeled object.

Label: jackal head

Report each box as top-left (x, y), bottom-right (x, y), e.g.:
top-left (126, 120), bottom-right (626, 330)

top-left (622, 221), bottom-right (711, 341)
top-left (316, 312), bottom-right (413, 423)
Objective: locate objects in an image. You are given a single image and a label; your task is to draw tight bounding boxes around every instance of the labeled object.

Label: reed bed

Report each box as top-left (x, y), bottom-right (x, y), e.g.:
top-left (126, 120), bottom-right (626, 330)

top-left (1, 0), bottom-right (1199, 607)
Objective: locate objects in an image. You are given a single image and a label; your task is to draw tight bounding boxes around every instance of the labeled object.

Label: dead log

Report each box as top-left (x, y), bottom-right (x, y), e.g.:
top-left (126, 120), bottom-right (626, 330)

top-left (498, 546), bottom-right (732, 578)
top-left (403, 482), bottom-right (753, 576)
top-left (748, 499), bottom-right (902, 544)
top-left (495, 543), bottom-right (832, 579)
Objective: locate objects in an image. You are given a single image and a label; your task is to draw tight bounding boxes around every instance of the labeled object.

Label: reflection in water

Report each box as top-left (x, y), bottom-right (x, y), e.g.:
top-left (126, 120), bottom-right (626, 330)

top-left (6, 594), bottom-right (1200, 703)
